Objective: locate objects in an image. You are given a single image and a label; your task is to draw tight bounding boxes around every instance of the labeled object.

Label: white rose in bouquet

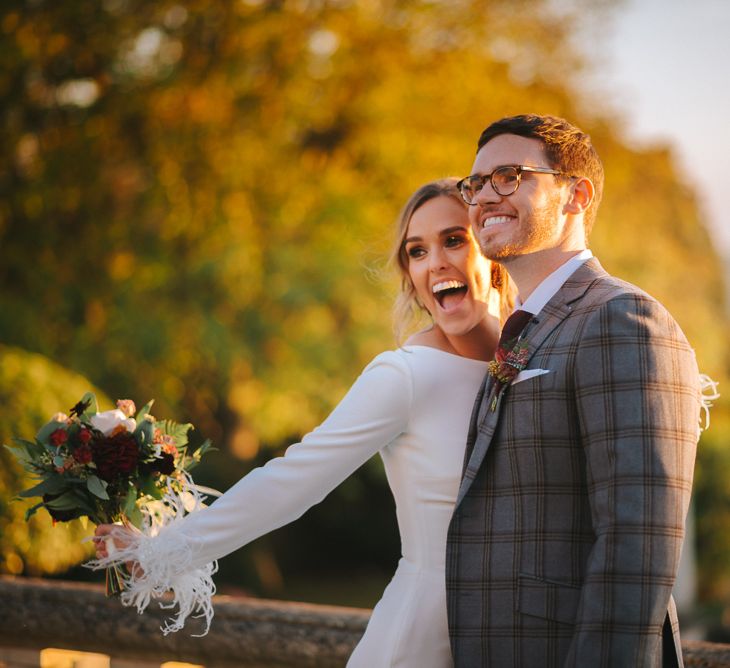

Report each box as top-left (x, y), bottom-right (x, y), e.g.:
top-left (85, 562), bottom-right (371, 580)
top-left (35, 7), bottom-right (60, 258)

top-left (90, 409), bottom-right (136, 436)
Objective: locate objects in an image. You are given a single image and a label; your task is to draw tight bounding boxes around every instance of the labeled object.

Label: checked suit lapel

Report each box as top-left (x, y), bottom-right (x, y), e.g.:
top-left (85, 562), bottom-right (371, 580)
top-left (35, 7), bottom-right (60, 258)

top-left (455, 259), bottom-right (607, 508)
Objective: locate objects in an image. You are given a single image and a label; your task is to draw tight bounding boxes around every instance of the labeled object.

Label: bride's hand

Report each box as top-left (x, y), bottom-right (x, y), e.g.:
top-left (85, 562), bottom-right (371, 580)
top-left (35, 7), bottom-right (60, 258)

top-left (93, 523), bottom-right (135, 557)
top-left (93, 524), bottom-right (143, 576)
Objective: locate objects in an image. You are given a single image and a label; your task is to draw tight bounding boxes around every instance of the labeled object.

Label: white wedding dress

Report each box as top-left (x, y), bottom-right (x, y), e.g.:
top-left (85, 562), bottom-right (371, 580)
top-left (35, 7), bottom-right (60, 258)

top-left (100, 346), bottom-right (488, 667)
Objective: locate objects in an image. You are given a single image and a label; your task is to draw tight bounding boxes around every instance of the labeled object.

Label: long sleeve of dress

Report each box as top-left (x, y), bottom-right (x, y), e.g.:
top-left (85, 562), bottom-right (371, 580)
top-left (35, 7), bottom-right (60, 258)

top-left (89, 351), bottom-right (413, 634)
top-left (179, 351), bottom-right (412, 566)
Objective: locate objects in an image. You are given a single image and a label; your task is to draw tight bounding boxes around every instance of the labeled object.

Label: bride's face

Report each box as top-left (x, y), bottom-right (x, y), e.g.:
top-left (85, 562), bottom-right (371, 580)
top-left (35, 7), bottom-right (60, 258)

top-left (403, 195), bottom-right (493, 338)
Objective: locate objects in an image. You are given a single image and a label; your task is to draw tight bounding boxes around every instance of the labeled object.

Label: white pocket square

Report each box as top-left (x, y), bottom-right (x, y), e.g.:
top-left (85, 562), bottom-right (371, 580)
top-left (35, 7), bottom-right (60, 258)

top-left (512, 369), bottom-right (550, 385)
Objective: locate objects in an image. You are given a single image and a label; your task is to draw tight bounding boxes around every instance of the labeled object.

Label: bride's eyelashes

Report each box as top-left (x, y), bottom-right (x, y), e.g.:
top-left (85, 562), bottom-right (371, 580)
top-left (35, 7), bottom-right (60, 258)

top-left (406, 235), bottom-right (467, 260)
top-left (444, 234), bottom-right (467, 249)
top-left (406, 244), bottom-right (426, 259)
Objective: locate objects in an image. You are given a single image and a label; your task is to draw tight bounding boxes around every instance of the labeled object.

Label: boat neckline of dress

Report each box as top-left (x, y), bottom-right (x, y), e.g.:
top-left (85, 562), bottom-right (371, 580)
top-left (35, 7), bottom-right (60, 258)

top-left (401, 344), bottom-right (490, 364)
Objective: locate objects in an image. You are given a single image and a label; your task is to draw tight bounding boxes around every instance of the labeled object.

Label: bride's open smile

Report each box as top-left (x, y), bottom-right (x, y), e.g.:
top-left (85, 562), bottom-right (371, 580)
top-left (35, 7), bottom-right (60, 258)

top-left (403, 195), bottom-right (493, 341)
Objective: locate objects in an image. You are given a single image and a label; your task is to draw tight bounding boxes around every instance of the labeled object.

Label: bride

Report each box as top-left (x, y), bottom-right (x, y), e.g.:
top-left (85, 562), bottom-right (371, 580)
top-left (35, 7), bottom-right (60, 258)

top-left (92, 178), bottom-right (512, 667)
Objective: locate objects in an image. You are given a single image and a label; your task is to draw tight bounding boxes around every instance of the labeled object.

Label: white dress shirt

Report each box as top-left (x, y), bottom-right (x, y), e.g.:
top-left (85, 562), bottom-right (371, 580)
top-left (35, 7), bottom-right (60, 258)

top-left (518, 249), bottom-right (593, 316)
top-left (510, 249), bottom-right (593, 385)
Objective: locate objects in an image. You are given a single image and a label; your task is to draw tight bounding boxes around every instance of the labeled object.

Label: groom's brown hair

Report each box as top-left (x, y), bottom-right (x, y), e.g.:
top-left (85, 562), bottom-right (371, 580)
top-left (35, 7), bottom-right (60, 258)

top-left (477, 114), bottom-right (604, 235)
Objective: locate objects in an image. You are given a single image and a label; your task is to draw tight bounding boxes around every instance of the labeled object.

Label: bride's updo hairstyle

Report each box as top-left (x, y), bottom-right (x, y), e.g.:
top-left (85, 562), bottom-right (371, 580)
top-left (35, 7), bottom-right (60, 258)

top-left (390, 178), bottom-right (512, 343)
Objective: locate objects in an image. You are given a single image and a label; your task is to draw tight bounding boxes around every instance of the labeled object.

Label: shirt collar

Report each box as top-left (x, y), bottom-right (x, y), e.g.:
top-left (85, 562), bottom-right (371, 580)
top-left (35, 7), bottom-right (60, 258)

top-left (517, 249), bottom-right (593, 316)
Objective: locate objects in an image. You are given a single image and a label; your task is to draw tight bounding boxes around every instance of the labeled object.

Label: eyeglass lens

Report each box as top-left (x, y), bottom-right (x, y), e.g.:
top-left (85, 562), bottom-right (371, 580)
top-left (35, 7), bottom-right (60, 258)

top-left (462, 166), bottom-right (520, 202)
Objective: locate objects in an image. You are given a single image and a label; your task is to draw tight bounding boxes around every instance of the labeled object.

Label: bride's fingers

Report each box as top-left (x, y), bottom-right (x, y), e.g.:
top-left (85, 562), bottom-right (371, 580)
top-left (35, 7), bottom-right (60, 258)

top-left (93, 525), bottom-right (134, 550)
top-left (92, 537), bottom-right (108, 557)
top-left (94, 524), bottom-right (116, 537)
top-left (127, 560), bottom-right (144, 577)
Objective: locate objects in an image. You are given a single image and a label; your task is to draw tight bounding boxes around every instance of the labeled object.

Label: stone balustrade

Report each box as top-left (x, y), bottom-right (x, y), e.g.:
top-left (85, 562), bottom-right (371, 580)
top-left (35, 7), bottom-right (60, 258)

top-left (1, 576), bottom-right (730, 667)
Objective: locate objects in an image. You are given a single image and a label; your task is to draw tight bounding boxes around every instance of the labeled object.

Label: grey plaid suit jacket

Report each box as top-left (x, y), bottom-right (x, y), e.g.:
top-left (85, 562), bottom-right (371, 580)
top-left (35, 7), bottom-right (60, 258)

top-left (446, 259), bottom-right (701, 668)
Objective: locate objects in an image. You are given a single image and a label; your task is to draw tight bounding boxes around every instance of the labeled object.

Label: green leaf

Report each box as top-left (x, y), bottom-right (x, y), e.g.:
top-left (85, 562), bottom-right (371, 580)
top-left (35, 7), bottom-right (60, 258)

top-left (17, 476), bottom-right (68, 499)
top-left (140, 475), bottom-right (162, 500)
top-left (24, 502), bottom-right (45, 522)
top-left (4, 443), bottom-right (33, 466)
top-left (44, 489), bottom-right (95, 515)
top-left (52, 455), bottom-right (65, 468)
top-left (194, 439), bottom-right (216, 459)
top-left (12, 438), bottom-right (46, 457)
top-left (44, 490), bottom-right (83, 511)
top-left (122, 483), bottom-right (144, 527)
top-left (135, 418), bottom-right (155, 447)
top-left (157, 419), bottom-right (193, 448)
top-left (135, 399), bottom-right (155, 423)
top-left (77, 392), bottom-right (98, 419)
top-left (125, 504), bottom-right (143, 529)
top-left (123, 486), bottom-right (137, 517)
top-left (184, 439), bottom-right (216, 472)
top-left (86, 475), bottom-right (110, 500)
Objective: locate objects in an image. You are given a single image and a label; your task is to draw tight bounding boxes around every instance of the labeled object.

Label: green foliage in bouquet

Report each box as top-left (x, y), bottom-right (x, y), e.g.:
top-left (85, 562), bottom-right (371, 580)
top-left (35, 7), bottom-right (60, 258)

top-left (5, 392), bottom-right (215, 530)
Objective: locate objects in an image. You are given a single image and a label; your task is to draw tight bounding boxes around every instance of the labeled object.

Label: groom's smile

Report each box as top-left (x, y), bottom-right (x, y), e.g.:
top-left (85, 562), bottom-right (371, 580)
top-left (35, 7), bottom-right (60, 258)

top-left (480, 214), bottom-right (515, 228)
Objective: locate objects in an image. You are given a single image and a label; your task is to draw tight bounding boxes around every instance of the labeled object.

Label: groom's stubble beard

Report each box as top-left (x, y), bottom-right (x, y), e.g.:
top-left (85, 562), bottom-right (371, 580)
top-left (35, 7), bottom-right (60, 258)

top-left (476, 190), bottom-right (564, 262)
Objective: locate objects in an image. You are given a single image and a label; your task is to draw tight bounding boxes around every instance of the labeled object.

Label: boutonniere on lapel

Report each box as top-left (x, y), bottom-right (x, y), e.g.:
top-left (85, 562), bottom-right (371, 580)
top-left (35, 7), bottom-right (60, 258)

top-left (487, 341), bottom-right (530, 411)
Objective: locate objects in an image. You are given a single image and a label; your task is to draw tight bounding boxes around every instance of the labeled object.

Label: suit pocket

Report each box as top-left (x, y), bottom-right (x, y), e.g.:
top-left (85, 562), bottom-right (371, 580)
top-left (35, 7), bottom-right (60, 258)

top-left (512, 369), bottom-right (550, 385)
top-left (517, 573), bottom-right (581, 625)
top-left (509, 366), bottom-right (556, 395)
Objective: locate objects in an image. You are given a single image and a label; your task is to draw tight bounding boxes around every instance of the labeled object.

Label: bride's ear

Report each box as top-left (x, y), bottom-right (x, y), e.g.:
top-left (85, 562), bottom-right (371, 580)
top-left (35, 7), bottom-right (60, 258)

top-left (564, 177), bottom-right (594, 215)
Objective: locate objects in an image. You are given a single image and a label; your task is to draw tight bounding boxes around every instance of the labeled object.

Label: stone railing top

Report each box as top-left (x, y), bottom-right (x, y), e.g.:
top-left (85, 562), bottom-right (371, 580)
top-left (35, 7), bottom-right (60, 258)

top-left (2, 576), bottom-right (730, 667)
top-left (0, 575), bottom-right (369, 667)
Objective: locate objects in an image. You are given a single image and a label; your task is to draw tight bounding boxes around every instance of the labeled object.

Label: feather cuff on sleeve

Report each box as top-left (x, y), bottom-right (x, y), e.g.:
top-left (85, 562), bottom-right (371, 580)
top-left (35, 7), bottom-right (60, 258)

top-left (86, 475), bottom-right (219, 636)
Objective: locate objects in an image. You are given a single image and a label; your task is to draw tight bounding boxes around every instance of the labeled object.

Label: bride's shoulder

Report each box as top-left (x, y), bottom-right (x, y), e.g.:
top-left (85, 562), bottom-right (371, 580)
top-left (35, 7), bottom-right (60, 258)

top-left (404, 327), bottom-right (442, 349)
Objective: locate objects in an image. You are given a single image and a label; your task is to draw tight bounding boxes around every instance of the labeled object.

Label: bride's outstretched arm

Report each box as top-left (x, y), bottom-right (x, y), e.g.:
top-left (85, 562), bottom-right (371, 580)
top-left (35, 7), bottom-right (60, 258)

top-left (90, 351), bottom-right (413, 633)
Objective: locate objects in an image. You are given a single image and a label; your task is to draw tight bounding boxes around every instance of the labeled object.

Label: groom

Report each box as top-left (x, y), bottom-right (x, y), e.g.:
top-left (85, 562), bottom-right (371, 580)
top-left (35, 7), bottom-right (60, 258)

top-left (446, 114), bottom-right (701, 667)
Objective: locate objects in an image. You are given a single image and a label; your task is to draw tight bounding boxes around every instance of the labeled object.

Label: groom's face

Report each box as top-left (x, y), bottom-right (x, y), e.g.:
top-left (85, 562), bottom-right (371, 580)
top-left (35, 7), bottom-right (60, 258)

top-left (467, 134), bottom-right (573, 263)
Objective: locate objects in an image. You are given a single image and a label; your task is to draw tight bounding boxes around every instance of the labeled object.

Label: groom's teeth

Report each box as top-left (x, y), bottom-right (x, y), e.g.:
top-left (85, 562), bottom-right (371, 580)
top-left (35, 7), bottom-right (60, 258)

top-left (432, 280), bottom-right (466, 294)
top-left (483, 216), bottom-right (512, 228)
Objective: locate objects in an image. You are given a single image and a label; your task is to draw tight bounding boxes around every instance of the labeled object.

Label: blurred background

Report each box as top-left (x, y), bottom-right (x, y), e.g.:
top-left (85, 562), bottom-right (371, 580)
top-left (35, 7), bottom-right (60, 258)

top-left (1, 0), bottom-right (728, 642)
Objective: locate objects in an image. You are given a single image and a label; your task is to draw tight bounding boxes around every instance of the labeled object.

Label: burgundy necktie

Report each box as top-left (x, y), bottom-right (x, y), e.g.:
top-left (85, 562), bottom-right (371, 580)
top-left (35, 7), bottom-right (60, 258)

top-left (498, 309), bottom-right (533, 349)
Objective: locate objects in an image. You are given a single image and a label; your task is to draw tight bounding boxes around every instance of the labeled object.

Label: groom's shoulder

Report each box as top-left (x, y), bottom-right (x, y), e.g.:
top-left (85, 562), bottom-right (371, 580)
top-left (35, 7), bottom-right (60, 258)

top-left (576, 260), bottom-right (664, 309)
top-left (588, 273), bottom-right (654, 303)
top-left (574, 263), bottom-right (687, 337)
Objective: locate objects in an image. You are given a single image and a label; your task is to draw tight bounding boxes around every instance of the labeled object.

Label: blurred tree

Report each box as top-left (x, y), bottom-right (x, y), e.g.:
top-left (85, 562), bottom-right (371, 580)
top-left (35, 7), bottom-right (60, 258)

top-left (693, 411), bottom-right (730, 606)
top-left (0, 0), bottom-right (727, 607)
top-left (0, 0), bottom-right (615, 448)
top-left (0, 345), bottom-right (111, 575)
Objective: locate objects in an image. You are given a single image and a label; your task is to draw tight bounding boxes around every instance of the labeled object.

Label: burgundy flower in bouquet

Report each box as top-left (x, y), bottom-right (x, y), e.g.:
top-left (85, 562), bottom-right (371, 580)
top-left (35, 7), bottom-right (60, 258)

top-left (92, 431), bottom-right (140, 482)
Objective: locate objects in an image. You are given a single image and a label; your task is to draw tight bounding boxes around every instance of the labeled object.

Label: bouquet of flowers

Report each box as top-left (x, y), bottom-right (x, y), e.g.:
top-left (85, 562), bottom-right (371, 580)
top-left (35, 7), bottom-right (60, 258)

top-left (5, 392), bottom-right (215, 594)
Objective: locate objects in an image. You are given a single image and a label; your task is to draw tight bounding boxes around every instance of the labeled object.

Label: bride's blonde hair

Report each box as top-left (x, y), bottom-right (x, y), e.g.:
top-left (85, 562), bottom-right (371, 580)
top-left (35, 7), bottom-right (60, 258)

top-left (390, 178), bottom-right (513, 343)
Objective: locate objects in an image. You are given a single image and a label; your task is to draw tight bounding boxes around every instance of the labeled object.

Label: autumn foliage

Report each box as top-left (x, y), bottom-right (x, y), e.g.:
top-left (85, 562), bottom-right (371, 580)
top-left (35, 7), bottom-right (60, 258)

top-left (1, 0), bottom-right (728, 611)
